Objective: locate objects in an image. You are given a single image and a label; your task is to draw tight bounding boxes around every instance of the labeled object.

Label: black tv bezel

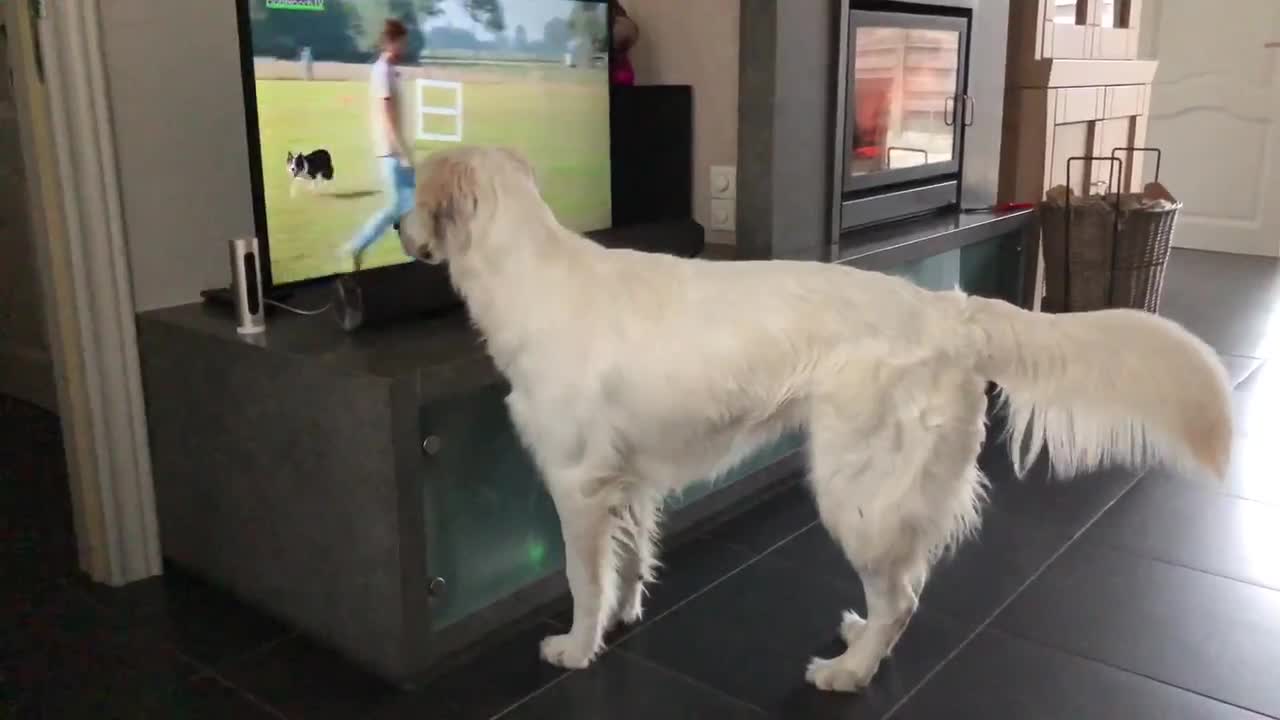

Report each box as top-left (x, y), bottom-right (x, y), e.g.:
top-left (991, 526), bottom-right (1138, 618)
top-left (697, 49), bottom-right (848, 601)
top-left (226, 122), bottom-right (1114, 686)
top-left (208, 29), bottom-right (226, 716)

top-left (234, 0), bottom-right (274, 291)
top-left (234, 0), bottom-right (614, 294)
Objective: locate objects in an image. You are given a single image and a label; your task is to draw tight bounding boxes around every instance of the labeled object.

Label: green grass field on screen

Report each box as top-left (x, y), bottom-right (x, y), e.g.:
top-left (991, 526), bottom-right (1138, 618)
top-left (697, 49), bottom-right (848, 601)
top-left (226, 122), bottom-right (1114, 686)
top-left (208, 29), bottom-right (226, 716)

top-left (254, 64), bottom-right (611, 285)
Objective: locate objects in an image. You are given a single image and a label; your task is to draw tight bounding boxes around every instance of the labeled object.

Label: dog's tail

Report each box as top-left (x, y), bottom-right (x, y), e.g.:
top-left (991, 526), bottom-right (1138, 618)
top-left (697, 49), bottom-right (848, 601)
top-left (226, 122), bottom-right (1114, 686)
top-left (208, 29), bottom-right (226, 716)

top-left (964, 296), bottom-right (1232, 481)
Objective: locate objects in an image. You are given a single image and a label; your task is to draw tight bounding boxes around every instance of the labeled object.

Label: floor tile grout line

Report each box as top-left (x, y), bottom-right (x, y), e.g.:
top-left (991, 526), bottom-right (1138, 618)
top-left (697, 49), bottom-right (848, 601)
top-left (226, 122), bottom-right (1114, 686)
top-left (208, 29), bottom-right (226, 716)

top-left (487, 520), bottom-right (820, 720)
top-left (609, 519), bottom-right (821, 647)
top-left (1162, 474), bottom-right (1280, 511)
top-left (611, 646), bottom-right (771, 716)
top-left (182, 631), bottom-right (299, 682)
top-left (29, 579), bottom-right (292, 719)
top-left (879, 472), bottom-right (1146, 719)
top-left (71, 575), bottom-right (300, 678)
top-left (1199, 486), bottom-right (1280, 508)
top-left (1072, 533), bottom-right (1280, 596)
top-left (179, 650), bottom-right (290, 720)
top-left (1232, 358), bottom-right (1267, 387)
top-left (538, 517), bottom-right (816, 636)
top-left (982, 625), bottom-right (1280, 720)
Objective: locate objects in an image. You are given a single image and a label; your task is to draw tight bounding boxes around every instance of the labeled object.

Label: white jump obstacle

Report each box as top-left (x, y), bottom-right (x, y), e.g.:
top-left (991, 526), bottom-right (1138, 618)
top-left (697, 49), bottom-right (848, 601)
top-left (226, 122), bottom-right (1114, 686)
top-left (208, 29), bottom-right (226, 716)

top-left (416, 79), bottom-right (464, 143)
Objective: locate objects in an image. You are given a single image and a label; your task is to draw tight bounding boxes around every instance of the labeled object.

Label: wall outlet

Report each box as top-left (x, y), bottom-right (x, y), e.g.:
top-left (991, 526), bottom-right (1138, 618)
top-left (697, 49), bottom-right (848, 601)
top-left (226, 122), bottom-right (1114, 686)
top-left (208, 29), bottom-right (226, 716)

top-left (709, 198), bottom-right (735, 231)
top-left (710, 165), bottom-right (736, 200)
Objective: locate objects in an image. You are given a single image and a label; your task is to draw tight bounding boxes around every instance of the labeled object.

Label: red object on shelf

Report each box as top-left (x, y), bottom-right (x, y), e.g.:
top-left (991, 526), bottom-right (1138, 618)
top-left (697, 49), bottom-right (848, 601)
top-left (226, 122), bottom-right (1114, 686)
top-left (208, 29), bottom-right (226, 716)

top-left (611, 0), bottom-right (639, 87)
top-left (611, 57), bottom-right (635, 86)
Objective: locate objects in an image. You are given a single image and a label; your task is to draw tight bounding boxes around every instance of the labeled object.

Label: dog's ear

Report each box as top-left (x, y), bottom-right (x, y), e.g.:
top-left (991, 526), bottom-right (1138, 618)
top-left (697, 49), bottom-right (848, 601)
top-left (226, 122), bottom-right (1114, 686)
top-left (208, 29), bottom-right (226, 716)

top-left (418, 155), bottom-right (479, 258)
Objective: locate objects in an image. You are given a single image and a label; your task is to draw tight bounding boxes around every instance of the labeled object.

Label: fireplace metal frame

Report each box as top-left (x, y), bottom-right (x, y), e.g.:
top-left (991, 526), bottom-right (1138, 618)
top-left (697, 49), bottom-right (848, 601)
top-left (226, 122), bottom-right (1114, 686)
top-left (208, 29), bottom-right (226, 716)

top-left (834, 0), bottom-right (1006, 234)
top-left (842, 10), bottom-right (969, 193)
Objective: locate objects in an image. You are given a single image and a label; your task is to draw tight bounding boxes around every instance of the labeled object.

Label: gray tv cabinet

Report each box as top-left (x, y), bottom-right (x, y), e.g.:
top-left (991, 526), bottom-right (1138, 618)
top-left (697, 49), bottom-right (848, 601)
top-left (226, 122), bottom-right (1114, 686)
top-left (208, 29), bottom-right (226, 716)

top-left (135, 208), bottom-right (1032, 684)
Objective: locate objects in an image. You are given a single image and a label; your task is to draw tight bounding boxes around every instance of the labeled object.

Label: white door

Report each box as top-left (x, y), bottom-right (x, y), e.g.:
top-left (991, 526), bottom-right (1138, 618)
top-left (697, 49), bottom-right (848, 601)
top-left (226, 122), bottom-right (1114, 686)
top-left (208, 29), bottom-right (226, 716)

top-left (1143, 0), bottom-right (1280, 257)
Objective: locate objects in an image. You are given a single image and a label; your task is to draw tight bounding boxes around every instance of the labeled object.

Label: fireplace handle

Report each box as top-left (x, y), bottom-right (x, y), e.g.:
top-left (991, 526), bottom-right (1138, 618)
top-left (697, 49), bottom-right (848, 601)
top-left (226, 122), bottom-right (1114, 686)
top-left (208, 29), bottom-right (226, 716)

top-left (963, 95), bottom-right (976, 127)
top-left (887, 146), bottom-right (930, 168)
top-left (944, 96), bottom-right (957, 127)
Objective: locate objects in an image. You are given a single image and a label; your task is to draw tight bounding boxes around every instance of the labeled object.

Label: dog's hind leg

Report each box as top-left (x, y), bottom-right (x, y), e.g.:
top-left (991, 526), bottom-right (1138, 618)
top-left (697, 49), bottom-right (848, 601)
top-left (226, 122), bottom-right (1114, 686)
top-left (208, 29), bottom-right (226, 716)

top-left (612, 491), bottom-right (662, 628)
top-left (804, 372), bottom-right (987, 693)
top-left (809, 565), bottom-right (920, 693)
top-left (838, 563), bottom-right (926, 646)
top-left (807, 478), bottom-right (924, 692)
top-left (539, 481), bottom-right (620, 669)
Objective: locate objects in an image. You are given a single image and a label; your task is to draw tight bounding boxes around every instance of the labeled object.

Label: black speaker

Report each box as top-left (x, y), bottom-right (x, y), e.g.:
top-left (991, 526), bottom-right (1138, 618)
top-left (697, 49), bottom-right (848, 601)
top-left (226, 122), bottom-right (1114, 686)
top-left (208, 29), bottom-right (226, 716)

top-left (610, 85), bottom-right (693, 226)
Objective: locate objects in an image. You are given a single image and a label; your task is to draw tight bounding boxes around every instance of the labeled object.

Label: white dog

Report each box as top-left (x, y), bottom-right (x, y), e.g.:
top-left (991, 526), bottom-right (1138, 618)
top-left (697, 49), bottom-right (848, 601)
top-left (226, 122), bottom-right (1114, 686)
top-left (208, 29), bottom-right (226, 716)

top-left (401, 146), bottom-right (1233, 693)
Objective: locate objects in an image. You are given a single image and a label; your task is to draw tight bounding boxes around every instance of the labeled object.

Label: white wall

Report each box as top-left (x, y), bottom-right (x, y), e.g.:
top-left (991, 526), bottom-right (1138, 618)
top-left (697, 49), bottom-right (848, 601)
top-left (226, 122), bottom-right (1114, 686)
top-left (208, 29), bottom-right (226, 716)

top-left (99, 0), bottom-right (254, 311)
top-left (623, 0), bottom-right (740, 246)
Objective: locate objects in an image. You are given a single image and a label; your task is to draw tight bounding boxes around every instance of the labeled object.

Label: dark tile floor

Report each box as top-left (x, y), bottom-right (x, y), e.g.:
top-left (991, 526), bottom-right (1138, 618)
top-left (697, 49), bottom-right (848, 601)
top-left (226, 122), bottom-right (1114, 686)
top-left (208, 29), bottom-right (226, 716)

top-left (3, 249), bottom-right (1278, 719)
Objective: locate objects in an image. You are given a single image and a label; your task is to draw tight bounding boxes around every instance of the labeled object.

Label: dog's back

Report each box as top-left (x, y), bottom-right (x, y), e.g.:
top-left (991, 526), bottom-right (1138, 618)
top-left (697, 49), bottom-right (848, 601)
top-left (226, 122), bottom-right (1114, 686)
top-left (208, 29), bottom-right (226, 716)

top-left (304, 149), bottom-right (334, 180)
top-left (287, 149), bottom-right (335, 181)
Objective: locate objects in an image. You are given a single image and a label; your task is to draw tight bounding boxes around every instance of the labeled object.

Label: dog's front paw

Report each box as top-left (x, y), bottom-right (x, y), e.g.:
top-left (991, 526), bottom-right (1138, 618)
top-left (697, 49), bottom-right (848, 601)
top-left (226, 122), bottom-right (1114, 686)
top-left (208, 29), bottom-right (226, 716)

top-left (839, 610), bottom-right (867, 644)
top-left (539, 634), bottom-right (595, 670)
top-left (805, 657), bottom-right (871, 693)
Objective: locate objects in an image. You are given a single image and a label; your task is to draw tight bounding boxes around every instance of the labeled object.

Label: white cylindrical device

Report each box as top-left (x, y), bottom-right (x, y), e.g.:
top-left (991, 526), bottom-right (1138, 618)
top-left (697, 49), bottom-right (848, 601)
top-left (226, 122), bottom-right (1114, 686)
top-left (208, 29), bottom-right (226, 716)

top-left (229, 236), bottom-right (266, 335)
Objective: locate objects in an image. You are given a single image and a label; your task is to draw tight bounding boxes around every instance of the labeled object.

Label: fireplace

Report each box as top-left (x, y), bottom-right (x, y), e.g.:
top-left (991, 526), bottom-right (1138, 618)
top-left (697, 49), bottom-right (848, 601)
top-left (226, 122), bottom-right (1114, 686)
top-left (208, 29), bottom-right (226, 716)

top-left (839, 4), bottom-right (974, 230)
top-left (736, 0), bottom-right (1011, 264)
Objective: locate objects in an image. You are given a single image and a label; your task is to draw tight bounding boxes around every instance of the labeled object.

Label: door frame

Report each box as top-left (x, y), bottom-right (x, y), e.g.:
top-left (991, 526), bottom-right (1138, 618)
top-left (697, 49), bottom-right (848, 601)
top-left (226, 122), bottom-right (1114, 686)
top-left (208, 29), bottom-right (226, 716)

top-left (6, 0), bottom-right (162, 586)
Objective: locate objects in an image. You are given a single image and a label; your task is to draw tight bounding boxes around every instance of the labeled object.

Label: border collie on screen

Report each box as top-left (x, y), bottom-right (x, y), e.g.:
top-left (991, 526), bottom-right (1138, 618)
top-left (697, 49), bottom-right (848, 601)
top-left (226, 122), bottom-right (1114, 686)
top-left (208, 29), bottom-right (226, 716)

top-left (286, 149), bottom-right (334, 197)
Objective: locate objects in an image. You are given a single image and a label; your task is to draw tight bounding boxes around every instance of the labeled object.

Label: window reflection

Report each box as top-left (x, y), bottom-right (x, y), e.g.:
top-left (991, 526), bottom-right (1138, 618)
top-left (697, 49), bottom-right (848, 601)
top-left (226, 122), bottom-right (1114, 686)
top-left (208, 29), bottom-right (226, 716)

top-left (1052, 0), bottom-right (1084, 25)
top-left (1098, 0), bottom-right (1131, 28)
top-left (849, 26), bottom-right (960, 177)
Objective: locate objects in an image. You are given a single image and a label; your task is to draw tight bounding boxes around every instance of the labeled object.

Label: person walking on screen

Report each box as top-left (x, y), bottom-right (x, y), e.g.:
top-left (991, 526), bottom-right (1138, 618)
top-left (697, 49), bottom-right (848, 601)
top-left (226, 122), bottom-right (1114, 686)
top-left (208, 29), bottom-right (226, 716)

top-left (341, 18), bottom-right (415, 271)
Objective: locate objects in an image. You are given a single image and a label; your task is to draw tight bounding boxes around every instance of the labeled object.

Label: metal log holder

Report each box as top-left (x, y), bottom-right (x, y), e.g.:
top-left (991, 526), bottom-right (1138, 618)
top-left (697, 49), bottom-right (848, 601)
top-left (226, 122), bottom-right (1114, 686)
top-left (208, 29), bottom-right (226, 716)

top-left (1051, 147), bottom-right (1179, 313)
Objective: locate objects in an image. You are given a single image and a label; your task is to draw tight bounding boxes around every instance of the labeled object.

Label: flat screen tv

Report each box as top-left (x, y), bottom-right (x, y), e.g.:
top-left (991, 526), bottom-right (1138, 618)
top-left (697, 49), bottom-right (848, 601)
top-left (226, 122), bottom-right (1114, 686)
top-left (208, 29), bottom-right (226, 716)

top-left (236, 0), bottom-right (612, 289)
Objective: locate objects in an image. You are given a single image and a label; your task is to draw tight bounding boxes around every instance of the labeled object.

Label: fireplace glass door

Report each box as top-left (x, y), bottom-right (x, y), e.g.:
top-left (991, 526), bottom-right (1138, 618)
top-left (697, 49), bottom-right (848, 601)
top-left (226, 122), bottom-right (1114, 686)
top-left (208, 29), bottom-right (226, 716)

top-left (843, 11), bottom-right (969, 193)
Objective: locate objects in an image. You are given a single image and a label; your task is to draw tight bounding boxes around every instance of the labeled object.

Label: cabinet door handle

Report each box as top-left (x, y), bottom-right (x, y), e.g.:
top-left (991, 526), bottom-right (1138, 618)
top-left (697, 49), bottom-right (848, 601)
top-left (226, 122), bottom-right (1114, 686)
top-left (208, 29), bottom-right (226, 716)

top-left (422, 435), bottom-right (443, 456)
top-left (964, 95), bottom-right (976, 127)
top-left (944, 96), bottom-right (957, 127)
top-left (1266, 42), bottom-right (1280, 48)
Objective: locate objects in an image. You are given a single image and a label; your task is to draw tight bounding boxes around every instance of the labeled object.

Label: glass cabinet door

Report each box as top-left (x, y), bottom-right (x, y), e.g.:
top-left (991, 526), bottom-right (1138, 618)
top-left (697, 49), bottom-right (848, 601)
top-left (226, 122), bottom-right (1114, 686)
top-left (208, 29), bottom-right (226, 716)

top-left (420, 386), bottom-right (804, 629)
top-left (420, 382), bottom-right (565, 630)
top-left (1050, 0), bottom-right (1088, 26)
top-left (1091, 0), bottom-right (1139, 59)
top-left (1044, 0), bottom-right (1091, 58)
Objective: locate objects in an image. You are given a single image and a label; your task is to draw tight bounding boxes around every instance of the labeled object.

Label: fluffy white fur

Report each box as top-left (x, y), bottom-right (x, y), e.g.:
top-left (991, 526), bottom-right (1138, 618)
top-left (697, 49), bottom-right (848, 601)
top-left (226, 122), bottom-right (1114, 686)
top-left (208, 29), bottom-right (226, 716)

top-left (402, 147), bottom-right (1234, 693)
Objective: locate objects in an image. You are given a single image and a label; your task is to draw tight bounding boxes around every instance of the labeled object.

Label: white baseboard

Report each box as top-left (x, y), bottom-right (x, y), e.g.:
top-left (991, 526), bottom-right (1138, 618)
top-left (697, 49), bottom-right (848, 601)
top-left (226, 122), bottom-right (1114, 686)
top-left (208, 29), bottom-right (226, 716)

top-left (0, 343), bottom-right (56, 412)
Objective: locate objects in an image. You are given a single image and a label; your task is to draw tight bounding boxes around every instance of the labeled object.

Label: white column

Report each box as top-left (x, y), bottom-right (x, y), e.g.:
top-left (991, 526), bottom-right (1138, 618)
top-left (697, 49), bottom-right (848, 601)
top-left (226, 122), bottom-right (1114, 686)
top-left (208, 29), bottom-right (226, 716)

top-left (31, 0), bottom-right (162, 585)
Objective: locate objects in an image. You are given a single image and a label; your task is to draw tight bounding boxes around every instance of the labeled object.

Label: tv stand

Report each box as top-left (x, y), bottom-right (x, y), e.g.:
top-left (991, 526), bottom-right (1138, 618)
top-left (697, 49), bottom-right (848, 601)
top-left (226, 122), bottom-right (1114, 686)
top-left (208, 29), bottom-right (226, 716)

top-left (198, 285), bottom-right (294, 313)
top-left (136, 217), bottom-right (775, 685)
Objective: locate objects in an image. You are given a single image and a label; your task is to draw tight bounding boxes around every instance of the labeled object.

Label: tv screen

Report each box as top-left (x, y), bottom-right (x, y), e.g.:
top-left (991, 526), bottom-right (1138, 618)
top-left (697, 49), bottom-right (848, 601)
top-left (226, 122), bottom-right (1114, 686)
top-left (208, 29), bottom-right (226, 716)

top-left (239, 0), bottom-right (612, 287)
